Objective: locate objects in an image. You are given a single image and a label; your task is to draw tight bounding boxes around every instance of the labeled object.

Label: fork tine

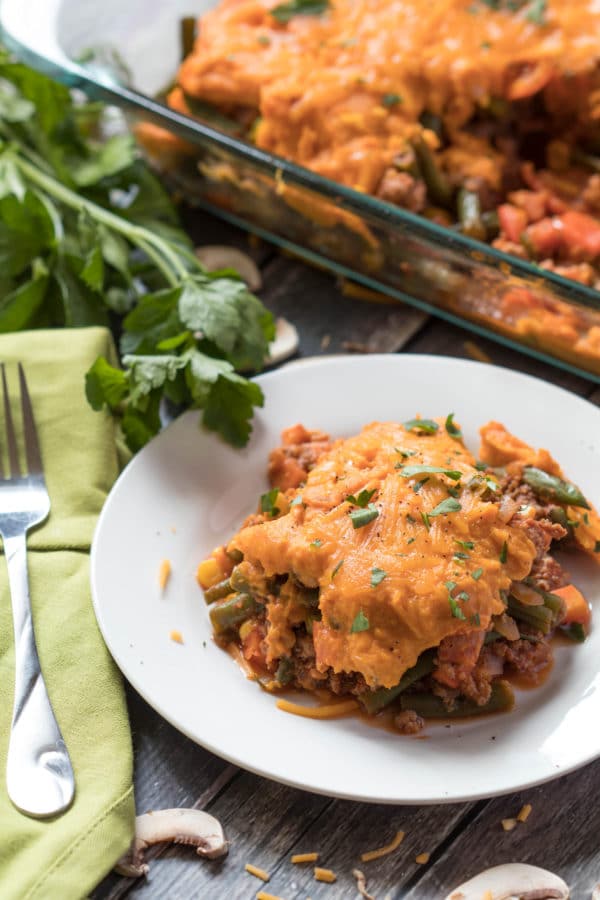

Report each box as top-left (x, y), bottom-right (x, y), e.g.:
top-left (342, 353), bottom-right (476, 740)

top-left (18, 364), bottom-right (43, 476)
top-left (1, 364), bottom-right (19, 478)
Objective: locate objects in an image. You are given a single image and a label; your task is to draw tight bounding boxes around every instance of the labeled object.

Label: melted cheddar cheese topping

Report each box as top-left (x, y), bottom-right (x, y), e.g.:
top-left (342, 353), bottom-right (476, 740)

top-left (232, 420), bottom-right (537, 689)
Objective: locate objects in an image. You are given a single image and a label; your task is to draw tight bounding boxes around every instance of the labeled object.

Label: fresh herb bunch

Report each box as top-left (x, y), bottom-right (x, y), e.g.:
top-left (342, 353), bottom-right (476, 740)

top-left (0, 50), bottom-right (274, 449)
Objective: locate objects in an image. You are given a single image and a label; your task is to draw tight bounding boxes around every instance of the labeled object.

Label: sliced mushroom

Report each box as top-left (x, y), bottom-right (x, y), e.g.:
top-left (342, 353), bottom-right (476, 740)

top-left (195, 245), bottom-right (262, 291)
top-left (115, 807), bottom-right (228, 877)
top-left (267, 317), bottom-right (299, 365)
top-left (445, 863), bottom-right (569, 900)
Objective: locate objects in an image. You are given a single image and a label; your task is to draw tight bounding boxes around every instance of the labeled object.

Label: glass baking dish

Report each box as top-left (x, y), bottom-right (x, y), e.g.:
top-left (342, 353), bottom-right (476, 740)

top-left (4, 0), bottom-right (600, 382)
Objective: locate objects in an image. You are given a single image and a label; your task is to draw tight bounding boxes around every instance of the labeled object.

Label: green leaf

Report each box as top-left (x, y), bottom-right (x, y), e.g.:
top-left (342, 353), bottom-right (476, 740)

top-left (85, 356), bottom-right (128, 410)
top-left (72, 134), bottom-right (137, 187)
top-left (472, 567), bottom-right (484, 581)
top-left (371, 567), bottom-right (387, 587)
top-left (0, 84), bottom-right (35, 122)
top-left (500, 541), bottom-right (508, 564)
top-left (399, 465), bottom-right (462, 481)
top-left (202, 373), bottom-right (265, 447)
top-left (0, 190), bottom-right (58, 276)
top-left (310, 539), bottom-right (322, 548)
top-left (350, 610), bottom-right (369, 633)
top-left (124, 353), bottom-right (188, 405)
top-left (331, 559), bottom-right (344, 579)
top-left (178, 276), bottom-right (273, 370)
top-left (349, 504), bottom-right (379, 529)
top-left (271, 0), bottom-right (330, 23)
top-left (455, 539), bottom-right (474, 550)
top-left (100, 227), bottom-right (132, 283)
top-left (346, 488), bottom-right (376, 507)
top-left (260, 488), bottom-right (280, 517)
top-left (0, 61), bottom-right (71, 134)
top-left (0, 267), bottom-right (48, 331)
top-left (403, 418), bottom-right (439, 434)
top-left (121, 392), bottom-right (162, 452)
top-left (121, 286), bottom-right (182, 354)
top-left (445, 413), bottom-right (462, 439)
top-left (80, 243), bottom-right (104, 292)
top-left (428, 498), bottom-right (462, 517)
top-left (381, 93), bottom-right (402, 107)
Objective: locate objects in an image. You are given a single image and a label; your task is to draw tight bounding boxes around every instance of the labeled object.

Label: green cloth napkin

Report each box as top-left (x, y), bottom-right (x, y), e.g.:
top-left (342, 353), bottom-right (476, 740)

top-left (0, 328), bottom-right (135, 900)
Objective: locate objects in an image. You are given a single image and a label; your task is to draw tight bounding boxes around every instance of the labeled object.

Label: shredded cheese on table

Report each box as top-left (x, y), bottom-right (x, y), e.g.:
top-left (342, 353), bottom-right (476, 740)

top-left (169, 630), bottom-right (184, 644)
top-left (517, 802), bottom-right (532, 822)
top-left (256, 892), bottom-right (285, 900)
top-left (314, 867), bottom-right (337, 883)
top-left (291, 852), bottom-right (319, 863)
top-left (245, 863), bottom-right (271, 882)
top-left (360, 829), bottom-right (405, 862)
top-left (415, 852), bottom-right (430, 865)
top-left (501, 817), bottom-right (517, 831)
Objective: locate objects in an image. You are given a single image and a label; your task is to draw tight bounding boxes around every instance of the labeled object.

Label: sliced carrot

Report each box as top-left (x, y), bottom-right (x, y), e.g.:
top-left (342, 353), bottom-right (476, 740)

top-left (553, 584), bottom-right (591, 627)
top-left (498, 204), bottom-right (528, 243)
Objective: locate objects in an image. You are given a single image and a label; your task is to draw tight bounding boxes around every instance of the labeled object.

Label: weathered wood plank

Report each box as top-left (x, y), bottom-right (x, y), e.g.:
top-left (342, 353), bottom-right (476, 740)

top-left (403, 758), bottom-right (600, 900)
top-left (259, 257), bottom-right (428, 358)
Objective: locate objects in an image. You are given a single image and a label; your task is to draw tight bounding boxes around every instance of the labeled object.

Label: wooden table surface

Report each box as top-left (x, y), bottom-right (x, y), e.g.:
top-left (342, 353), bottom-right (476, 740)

top-left (94, 208), bottom-right (600, 900)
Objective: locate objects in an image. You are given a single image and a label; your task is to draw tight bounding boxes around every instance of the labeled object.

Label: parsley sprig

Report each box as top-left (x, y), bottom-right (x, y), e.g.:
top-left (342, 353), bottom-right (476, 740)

top-left (0, 50), bottom-right (274, 451)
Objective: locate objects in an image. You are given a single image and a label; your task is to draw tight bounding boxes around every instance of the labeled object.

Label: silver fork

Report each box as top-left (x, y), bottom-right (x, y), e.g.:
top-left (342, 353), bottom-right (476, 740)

top-left (2, 363), bottom-right (75, 818)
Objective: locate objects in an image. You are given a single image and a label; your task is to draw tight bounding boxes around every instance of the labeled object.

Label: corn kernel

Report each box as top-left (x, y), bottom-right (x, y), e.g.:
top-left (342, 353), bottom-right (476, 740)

top-left (196, 558), bottom-right (223, 589)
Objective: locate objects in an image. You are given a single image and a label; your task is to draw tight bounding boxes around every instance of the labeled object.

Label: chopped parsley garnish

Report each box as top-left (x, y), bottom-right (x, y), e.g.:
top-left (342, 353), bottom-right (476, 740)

top-left (350, 610), bottom-right (369, 633)
top-left (594, 541), bottom-right (600, 553)
top-left (407, 537), bottom-right (416, 545)
top-left (399, 465), bottom-right (462, 481)
top-left (470, 613), bottom-right (481, 626)
top-left (472, 567), bottom-right (484, 580)
top-left (454, 552), bottom-right (470, 560)
top-left (583, 512), bottom-right (590, 525)
top-left (406, 513), bottom-right (416, 524)
top-left (455, 539), bottom-right (475, 550)
top-left (421, 511), bottom-right (431, 530)
top-left (349, 504), bottom-right (379, 529)
top-left (257, 34), bottom-right (271, 44)
top-left (382, 92), bottom-right (402, 107)
top-left (371, 567), bottom-right (387, 587)
top-left (290, 495), bottom-right (304, 507)
top-left (445, 413), bottom-right (462, 440)
top-left (346, 488), bottom-right (376, 507)
top-left (500, 541), bottom-right (508, 564)
top-left (412, 477), bottom-right (429, 493)
top-left (331, 559), bottom-right (344, 579)
top-left (271, 0), bottom-right (330, 23)
top-left (429, 498), bottom-right (462, 517)
top-left (475, 461), bottom-right (488, 471)
top-left (260, 488), bottom-right (280, 517)
top-left (447, 486), bottom-right (461, 498)
top-left (456, 591), bottom-right (470, 602)
top-left (525, 0), bottom-right (547, 25)
top-left (403, 418), bottom-right (439, 434)
top-left (395, 447), bottom-right (417, 458)
top-left (445, 580), bottom-right (467, 620)
top-left (310, 539), bottom-right (322, 549)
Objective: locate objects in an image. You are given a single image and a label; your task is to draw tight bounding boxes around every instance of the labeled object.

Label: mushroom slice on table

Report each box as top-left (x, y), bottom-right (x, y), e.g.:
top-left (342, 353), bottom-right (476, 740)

top-left (115, 808), bottom-right (228, 877)
top-left (445, 863), bottom-right (569, 900)
top-left (195, 245), bottom-right (262, 291)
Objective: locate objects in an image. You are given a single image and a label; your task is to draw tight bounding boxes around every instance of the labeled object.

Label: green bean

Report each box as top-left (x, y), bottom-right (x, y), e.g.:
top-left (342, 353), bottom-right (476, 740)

top-left (523, 582), bottom-right (564, 618)
top-left (209, 593), bottom-right (260, 635)
top-left (180, 17), bottom-right (197, 60)
top-left (410, 138), bottom-right (454, 208)
top-left (203, 578), bottom-right (233, 605)
top-left (523, 467), bottom-right (590, 510)
top-left (230, 567), bottom-right (252, 594)
top-left (507, 595), bottom-right (553, 634)
top-left (457, 188), bottom-right (487, 241)
top-left (275, 656), bottom-right (294, 685)
top-left (549, 507), bottom-right (569, 528)
top-left (226, 548), bottom-right (244, 564)
top-left (400, 679), bottom-right (514, 718)
top-left (560, 622), bottom-right (587, 642)
top-left (360, 650), bottom-right (436, 715)
top-left (481, 209), bottom-right (500, 240)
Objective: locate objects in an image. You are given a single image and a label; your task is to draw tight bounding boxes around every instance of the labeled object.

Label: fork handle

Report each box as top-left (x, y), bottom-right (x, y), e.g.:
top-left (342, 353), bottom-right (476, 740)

top-left (4, 532), bottom-right (75, 818)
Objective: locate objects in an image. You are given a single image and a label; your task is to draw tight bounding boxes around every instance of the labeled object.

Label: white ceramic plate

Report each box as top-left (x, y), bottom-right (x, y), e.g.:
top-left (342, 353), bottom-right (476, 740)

top-left (91, 355), bottom-right (600, 804)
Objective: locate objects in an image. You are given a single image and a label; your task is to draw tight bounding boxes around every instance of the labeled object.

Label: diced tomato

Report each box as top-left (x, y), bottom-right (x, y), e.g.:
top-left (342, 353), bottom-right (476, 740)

top-left (552, 584), bottom-right (591, 627)
top-left (498, 204), bottom-right (528, 243)
top-left (242, 624), bottom-right (268, 667)
top-left (507, 190), bottom-right (547, 223)
top-left (523, 218), bottom-right (562, 257)
top-left (500, 287), bottom-right (540, 317)
top-left (557, 210), bottom-right (600, 260)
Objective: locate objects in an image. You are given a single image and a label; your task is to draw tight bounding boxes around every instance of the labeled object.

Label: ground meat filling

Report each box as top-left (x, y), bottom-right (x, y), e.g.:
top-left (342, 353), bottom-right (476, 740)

top-left (234, 444), bottom-right (572, 736)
